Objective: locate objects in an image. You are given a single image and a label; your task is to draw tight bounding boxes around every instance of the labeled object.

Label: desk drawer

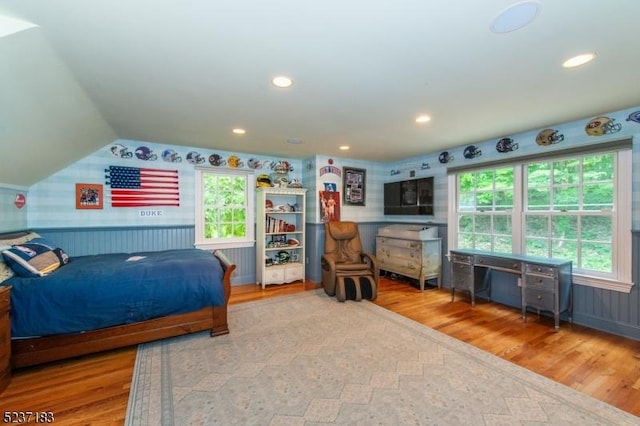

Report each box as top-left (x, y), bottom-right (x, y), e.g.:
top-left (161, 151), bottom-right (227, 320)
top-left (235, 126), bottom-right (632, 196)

top-left (451, 262), bottom-right (473, 289)
top-left (451, 253), bottom-right (473, 264)
top-left (524, 263), bottom-right (557, 278)
top-left (524, 288), bottom-right (555, 311)
top-left (475, 255), bottom-right (520, 273)
top-left (524, 274), bottom-right (556, 290)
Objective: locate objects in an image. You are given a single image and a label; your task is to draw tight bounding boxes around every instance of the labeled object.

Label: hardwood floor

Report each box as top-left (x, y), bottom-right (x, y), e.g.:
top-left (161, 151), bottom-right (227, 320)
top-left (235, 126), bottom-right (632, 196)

top-left (2, 277), bottom-right (640, 424)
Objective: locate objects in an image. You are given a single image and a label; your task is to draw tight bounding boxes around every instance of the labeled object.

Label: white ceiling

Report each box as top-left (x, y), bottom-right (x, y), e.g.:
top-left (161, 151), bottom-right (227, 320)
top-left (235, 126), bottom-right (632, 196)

top-left (1, 0), bottom-right (640, 186)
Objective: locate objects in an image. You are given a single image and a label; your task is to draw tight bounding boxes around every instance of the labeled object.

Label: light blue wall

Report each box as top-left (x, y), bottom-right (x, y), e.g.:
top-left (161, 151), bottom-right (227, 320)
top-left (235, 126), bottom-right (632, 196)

top-left (26, 139), bottom-right (304, 228)
top-left (4, 105), bottom-right (640, 339)
top-left (0, 186), bottom-right (28, 233)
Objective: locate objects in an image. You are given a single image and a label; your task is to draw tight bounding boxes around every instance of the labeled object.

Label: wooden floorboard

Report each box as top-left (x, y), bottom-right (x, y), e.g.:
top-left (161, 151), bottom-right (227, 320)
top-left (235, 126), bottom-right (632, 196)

top-left (2, 277), bottom-right (640, 424)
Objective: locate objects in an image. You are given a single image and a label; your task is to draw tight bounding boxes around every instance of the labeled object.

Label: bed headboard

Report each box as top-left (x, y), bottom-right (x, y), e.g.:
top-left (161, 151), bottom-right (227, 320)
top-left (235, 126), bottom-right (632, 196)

top-left (0, 231), bottom-right (32, 240)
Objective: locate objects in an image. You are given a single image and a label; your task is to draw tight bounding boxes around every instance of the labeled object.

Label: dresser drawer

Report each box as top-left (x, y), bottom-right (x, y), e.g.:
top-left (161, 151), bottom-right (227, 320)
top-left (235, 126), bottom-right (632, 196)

top-left (524, 263), bottom-right (558, 277)
top-left (377, 237), bottom-right (423, 250)
top-left (284, 264), bottom-right (304, 282)
top-left (263, 267), bottom-right (285, 285)
top-left (524, 288), bottom-right (555, 311)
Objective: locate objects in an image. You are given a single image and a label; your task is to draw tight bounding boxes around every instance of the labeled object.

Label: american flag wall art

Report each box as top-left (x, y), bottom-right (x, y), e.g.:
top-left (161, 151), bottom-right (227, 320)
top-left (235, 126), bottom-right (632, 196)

top-left (105, 166), bottom-right (180, 207)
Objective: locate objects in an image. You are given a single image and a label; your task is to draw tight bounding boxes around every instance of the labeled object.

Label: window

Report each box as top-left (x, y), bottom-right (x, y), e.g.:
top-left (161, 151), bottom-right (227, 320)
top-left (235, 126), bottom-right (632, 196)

top-left (448, 147), bottom-right (632, 292)
top-left (195, 167), bottom-right (255, 249)
top-left (457, 166), bottom-right (515, 253)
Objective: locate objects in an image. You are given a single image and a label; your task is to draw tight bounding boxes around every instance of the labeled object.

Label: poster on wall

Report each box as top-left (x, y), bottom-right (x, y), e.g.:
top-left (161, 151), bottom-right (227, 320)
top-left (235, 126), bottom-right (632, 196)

top-left (319, 190), bottom-right (340, 222)
top-left (343, 166), bottom-right (366, 206)
top-left (75, 183), bottom-right (103, 209)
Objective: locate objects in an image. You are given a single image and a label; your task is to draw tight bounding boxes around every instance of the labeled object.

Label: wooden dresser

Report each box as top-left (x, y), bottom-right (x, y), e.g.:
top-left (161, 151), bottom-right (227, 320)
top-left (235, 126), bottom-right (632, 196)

top-left (0, 285), bottom-right (10, 393)
top-left (376, 225), bottom-right (442, 291)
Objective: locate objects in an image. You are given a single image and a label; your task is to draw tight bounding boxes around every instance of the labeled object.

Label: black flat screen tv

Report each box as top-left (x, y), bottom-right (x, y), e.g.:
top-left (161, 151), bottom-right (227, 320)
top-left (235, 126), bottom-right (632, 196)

top-left (384, 176), bottom-right (434, 215)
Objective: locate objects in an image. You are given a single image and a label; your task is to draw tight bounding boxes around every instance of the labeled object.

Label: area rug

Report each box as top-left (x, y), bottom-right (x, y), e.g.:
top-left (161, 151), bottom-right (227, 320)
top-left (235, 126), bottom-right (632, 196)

top-left (126, 290), bottom-right (638, 425)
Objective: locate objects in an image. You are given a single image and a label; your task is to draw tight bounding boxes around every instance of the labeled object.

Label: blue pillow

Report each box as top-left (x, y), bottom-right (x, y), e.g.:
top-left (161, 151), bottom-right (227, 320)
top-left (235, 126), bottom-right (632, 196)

top-left (1, 238), bottom-right (69, 278)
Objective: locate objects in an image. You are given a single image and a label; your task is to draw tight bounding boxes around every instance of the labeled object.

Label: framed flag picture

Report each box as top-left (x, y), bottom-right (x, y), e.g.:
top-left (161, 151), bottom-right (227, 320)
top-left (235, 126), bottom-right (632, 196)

top-left (105, 166), bottom-right (180, 207)
top-left (76, 183), bottom-right (103, 209)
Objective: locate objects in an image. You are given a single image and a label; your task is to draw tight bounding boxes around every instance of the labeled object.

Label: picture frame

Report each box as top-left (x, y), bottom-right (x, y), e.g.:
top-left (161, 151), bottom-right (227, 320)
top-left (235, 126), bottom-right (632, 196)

top-left (343, 167), bottom-right (366, 206)
top-left (76, 183), bottom-right (103, 209)
top-left (271, 234), bottom-right (287, 244)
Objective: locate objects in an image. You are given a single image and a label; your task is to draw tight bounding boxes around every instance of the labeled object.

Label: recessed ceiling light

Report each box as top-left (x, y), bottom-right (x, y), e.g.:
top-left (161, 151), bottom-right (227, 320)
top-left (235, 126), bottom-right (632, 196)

top-left (491, 1), bottom-right (540, 33)
top-left (232, 128), bottom-right (246, 135)
top-left (272, 75), bottom-right (293, 88)
top-left (562, 53), bottom-right (596, 68)
top-left (339, 145), bottom-right (350, 151)
top-left (415, 115), bottom-right (432, 124)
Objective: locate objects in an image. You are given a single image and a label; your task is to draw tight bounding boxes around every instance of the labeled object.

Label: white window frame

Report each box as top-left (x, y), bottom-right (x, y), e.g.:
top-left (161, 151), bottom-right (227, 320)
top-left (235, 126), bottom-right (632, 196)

top-left (195, 167), bottom-right (255, 250)
top-left (448, 148), bottom-right (633, 293)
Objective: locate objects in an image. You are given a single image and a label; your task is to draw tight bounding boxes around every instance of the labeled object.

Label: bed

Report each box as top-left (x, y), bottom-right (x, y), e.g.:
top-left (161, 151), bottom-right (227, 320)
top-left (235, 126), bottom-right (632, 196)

top-left (0, 231), bottom-right (235, 369)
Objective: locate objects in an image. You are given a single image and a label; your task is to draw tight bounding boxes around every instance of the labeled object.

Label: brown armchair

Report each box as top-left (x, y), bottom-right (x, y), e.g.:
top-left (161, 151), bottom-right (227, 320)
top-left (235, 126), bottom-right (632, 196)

top-left (321, 221), bottom-right (379, 302)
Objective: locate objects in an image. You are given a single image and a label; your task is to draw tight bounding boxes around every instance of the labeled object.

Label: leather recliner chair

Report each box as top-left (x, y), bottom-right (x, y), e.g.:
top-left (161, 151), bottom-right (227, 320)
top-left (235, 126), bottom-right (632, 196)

top-left (321, 221), bottom-right (379, 302)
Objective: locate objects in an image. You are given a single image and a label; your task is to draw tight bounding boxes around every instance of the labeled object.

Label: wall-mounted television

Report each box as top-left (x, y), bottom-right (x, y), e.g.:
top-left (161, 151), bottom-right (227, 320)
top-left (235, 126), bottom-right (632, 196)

top-left (384, 176), bottom-right (434, 215)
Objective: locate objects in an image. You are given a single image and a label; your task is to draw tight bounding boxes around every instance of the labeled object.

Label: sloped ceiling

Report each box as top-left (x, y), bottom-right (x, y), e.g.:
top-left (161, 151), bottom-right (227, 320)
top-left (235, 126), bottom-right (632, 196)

top-left (1, 25), bottom-right (115, 186)
top-left (1, 0), bottom-right (640, 187)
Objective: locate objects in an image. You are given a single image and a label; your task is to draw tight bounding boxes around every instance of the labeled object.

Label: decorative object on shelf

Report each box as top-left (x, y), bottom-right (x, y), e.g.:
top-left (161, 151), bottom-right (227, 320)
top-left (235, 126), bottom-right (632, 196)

top-left (186, 151), bottom-right (205, 164)
top-left (626, 110), bottom-right (640, 124)
top-left (162, 149), bottom-right (182, 163)
top-left (227, 155), bottom-right (243, 168)
top-left (585, 116), bottom-right (622, 136)
top-left (257, 174), bottom-right (272, 187)
top-left (75, 183), bottom-right (103, 210)
top-left (109, 143), bottom-right (133, 158)
top-left (343, 166), bottom-right (366, 206)
top-left (289, 179), bottom-right (303, 188)
top-left (208, 154), bottom-right (226, 166)
top-left (248, 158), bottom-right (262, 169)
top-left (495, 137), bottom-right (518, 153)
top-left (135, 146), bottom-right (157, 161)
top-left (535, 129), bottom-right (564, 146)
top-left (270, 161), bottom-right (291, 188)
top-left (463, 145), bottom-right (482, 159)
top-left (438, 151), bottom-right (454, 164)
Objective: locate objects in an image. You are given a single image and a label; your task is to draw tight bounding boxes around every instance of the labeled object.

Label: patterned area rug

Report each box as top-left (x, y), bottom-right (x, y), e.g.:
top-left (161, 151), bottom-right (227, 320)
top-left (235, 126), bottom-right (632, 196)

top-left (126, 290), bottom-right (638, 425)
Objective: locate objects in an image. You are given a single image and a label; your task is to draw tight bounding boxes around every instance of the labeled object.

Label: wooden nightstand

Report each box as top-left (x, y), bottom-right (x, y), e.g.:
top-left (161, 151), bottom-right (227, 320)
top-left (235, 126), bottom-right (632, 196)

top-left (0, 286), bottom-right (10, 394)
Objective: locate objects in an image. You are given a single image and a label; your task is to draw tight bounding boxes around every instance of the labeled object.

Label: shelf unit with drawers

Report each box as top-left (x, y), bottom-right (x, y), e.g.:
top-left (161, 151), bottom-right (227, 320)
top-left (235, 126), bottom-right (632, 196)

top-left (256, 187), bottom-right (307, 289)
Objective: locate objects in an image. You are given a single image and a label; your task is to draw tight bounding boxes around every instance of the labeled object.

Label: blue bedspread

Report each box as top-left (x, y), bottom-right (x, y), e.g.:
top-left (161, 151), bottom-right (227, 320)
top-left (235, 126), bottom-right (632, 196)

top-left (1, 249), bottom-right (226, 337)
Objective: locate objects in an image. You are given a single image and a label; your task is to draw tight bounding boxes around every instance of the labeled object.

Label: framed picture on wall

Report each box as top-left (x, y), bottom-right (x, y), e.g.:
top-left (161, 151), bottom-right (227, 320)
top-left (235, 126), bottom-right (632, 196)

top-left (76, 183), bottom-right (103, 209)
top-left (343, 167), bottom-right (366, 206)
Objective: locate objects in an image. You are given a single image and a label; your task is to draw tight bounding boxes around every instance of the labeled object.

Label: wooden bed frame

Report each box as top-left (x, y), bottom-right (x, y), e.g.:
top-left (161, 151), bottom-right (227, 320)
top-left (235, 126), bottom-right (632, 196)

top-left (7, 248), bottom-right (235, 369)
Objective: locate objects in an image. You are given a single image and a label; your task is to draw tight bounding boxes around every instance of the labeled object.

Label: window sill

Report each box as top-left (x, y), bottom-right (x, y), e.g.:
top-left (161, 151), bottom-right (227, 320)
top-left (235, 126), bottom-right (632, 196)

top-left (195, 240), bottom-right (255, 250)
top-left (573, 274), bottom-right (634, 293)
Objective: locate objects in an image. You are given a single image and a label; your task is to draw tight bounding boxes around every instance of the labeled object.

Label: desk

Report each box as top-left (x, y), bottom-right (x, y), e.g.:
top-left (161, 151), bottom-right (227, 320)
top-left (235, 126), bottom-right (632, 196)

top-left (450, 249), bottom-right (573, 331)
